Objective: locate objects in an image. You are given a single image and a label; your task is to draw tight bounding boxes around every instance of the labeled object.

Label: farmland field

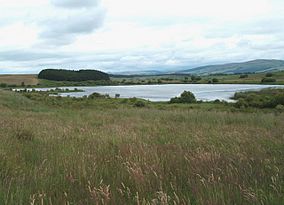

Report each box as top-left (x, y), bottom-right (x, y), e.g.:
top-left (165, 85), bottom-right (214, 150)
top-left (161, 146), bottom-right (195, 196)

top-left (0, 75), bottom-right (38, 86)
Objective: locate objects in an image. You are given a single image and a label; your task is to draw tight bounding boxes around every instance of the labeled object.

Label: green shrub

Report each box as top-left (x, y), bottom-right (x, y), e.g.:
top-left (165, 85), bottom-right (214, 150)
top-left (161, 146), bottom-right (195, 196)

top-left (120, 98), bottom-right (128, 104)
top-left (134, 100), bottom-right (146, 107)
top-left (212, 78), bottom-right (219, 83)
top-left (129, 97), bottom-right (138, 103)
top-left (265, 73), bottom-right (273, 77)
top-left (88, 92), bottom-right (107, 99)
top-left (214, 99), bottom-right (221, 103)
top-left (235, 98), bottom-right (249, 108)
top-left (261, 78), bottom-right (276, 83)
top-left (276, 104), bottom-right (284, 111)
top-left (239, 74), bottom-right (248, 79)
top-left (170, 91), bottom-right (196, 103)
top-left (234, 88), bottom-right (284, 108)
top-left (0, 83), bottom-right (7, 88)
top-left (191, 76), bottom-right (202, 82)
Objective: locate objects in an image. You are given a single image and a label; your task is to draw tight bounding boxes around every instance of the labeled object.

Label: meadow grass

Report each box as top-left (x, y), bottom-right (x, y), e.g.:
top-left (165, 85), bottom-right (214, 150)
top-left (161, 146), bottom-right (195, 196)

top-left (0, 90), bottom-right (283, 204)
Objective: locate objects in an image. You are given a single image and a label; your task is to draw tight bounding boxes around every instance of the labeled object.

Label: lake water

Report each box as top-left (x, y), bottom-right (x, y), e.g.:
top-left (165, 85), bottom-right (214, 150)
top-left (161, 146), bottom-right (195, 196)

top-left (30, 84), bottom-right (284, 102)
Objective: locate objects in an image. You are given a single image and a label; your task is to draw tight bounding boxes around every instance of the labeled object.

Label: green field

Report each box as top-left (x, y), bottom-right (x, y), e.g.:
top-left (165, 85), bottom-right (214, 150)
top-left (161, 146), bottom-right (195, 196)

top-left (111, 71), bottom-right (284, 85)
top-left (1, 71), bottom-right (284, 88)
top-left (38, 71), bottom-right (284, 87)
top-left (0, 90), bottom-right (283, 204)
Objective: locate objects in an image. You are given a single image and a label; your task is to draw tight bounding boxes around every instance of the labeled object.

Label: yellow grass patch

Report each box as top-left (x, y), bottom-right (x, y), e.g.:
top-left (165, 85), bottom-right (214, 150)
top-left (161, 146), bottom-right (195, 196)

top-left (0, 74), bottom-right (39, 85)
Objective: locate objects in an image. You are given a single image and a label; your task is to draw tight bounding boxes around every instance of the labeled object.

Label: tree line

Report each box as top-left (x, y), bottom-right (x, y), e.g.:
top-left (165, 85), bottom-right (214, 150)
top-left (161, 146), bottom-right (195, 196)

top-left (38, 69), bottom-right (110, 81)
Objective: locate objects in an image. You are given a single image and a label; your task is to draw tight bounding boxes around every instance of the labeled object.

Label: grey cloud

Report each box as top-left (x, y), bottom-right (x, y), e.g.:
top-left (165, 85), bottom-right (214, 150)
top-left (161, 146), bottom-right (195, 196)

top-left (39, 8), bottom-right (105, 45)
top-left (0, 50), bottom-right (70, 62)
top-left (51, 0), bottom-right (99, 9)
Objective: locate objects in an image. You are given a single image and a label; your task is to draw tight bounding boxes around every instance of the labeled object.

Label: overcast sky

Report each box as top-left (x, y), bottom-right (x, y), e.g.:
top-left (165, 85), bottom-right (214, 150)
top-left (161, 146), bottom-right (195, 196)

top-left (0, 0), bottom-right (284, 74)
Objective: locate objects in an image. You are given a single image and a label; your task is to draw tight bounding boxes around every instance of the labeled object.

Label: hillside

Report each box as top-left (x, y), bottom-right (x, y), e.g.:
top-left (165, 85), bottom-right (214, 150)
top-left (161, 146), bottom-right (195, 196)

top-left (178, 59), bottom-right (284, 75)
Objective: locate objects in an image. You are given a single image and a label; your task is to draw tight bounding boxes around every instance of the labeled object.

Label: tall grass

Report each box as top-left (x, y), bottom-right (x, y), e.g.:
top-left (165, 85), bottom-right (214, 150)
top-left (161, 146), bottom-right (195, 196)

top-left (0, 90), bottom-right (283, 204)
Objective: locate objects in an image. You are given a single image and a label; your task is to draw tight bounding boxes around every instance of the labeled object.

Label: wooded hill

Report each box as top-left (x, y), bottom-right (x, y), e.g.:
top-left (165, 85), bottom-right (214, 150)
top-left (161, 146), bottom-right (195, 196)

top-left (38, 69), bottom-right (110, 81)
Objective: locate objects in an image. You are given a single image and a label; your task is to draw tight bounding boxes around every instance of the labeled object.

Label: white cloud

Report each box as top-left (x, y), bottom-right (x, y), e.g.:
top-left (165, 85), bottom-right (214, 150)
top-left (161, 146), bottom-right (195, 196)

top-left (0, 23), bottom-right (38, 48)
top-left (0, 0), bottom-right (284, 73)
top-left (51, 0), bottom-right (99, 8)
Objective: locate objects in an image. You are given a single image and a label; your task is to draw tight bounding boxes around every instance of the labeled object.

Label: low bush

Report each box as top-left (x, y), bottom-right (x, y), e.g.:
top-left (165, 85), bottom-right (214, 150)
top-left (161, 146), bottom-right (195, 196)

top-left (212, 78), bottom-right (219, 83)
top-left (265, 73), bottom-right (273, 77)
top-left (170, 91), bottom-right (196, 103)
top-left (191, 76), bottom-right (202, 82)
top-left (276, 104), bottom-right (284, 111)
top-left (261, 78), bottom-right (276, 83)
top-left (233, 88), bottom-right (284, 108)
top-left (88, 92), bottom-right (109, 99)
top-left (134, 100), bottom-right (146, 107)
top-left (239, 74), bottom-right (248, 79)
top-left (0, 83), bottom-right (7, 88)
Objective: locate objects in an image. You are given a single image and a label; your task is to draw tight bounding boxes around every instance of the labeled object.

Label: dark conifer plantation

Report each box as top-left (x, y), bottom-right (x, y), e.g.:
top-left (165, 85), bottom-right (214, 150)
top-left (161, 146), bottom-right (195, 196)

top-left (38, 69), bottom-right (110, 81)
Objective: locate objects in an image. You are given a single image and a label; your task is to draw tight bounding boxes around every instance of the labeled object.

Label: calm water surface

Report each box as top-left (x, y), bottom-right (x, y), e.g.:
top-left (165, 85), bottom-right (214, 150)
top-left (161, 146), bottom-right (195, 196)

top-left (31, 84), bottom-right (284, 102)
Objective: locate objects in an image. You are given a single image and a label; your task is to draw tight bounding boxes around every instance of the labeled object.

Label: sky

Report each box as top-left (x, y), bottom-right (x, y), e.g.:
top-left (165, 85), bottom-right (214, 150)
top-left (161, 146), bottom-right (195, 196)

top-left (0, 0), bottom-right (284, 74)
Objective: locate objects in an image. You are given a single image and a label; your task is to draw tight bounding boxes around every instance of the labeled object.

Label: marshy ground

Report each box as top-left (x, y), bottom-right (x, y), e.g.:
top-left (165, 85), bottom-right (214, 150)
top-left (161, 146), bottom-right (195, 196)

top-left (0, 90), bottom-right (283, 204)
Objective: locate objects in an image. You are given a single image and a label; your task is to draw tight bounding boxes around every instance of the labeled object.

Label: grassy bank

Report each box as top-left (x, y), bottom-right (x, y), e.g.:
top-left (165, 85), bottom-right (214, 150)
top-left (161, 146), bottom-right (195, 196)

top-left (0, 90), bottom-right (283, 204)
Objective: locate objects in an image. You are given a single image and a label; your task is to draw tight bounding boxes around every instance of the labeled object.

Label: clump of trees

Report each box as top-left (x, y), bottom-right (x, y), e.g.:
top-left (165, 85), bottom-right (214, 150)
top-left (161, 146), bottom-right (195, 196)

top-left (120, 97), bottom-right (147, 107)
top-left (38, 69), bottom-right (110, 82)
top-left (208, 78), bottom-right (219, 84)
top-left (0, 83), bottom-right (7, 88)
top-left (170, 91), bottom-right (196, 103)
top-left (191, 75), bottom-right (202, 82)
top-left (212, 78), bottom-right (219, 83)
top-left (88, 92), bottom-right (110, 99)
top-left (261, 72), bottom-right (276, 83)
top-left (261, 78), bottom-right (276, 83)
top-left (134, 100), bottom-right (146, 107)
top-left (239, 74), bottom-right (248, 79)
top-left (234, 88), bottom-right (284, 108)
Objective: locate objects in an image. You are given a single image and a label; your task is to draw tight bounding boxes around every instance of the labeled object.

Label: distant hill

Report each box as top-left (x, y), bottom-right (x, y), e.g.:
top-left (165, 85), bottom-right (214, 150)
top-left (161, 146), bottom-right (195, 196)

top-left (38, 69), bottom-right (110, 81)
top-left (178, 59), bottom-right (284, 75)
top-left (109, 70), bottom-right (166, 76)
